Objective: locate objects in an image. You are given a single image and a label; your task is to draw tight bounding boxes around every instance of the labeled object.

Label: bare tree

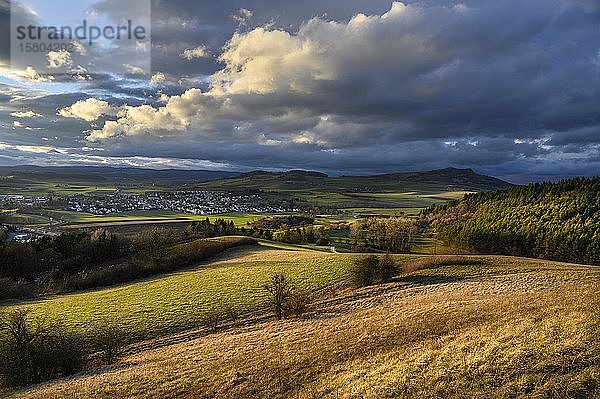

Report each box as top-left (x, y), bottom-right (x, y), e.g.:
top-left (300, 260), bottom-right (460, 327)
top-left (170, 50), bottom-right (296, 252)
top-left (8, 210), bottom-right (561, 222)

top-left (224, 303), bottom-right (239, 323)
top-left (264, 273), bottom-right (292, 320)
top-left (203, 310), bottom-right (222, 333)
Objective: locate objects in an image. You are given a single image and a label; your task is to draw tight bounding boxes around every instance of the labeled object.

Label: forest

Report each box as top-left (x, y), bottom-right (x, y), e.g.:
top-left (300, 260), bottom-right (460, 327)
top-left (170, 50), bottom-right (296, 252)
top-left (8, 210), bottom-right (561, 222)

top-left (424, 177), bottom-right (600, 265)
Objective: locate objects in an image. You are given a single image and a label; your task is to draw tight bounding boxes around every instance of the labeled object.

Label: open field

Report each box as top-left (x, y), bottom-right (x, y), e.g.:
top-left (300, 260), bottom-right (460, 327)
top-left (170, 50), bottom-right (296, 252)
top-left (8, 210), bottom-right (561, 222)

top-left (0, 246), bottom-right (369, 341)
top-left (49, 210), bottom-right (262, 225)
top-left (8, 256), bottom-right (599, 399)
top-left (0, 212), bottom-right (49, 226)
top-left (271, 191), bottom-right (449, 209)
top-left (341, 207), bottom-right (425, 216)
top-left (422, 190), bottom-right (475, 200)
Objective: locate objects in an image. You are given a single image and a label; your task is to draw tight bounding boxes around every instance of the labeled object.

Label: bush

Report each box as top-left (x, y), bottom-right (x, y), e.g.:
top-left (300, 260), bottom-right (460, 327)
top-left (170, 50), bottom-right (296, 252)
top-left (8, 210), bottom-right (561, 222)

top-left (44, 329), bottom-right (87, 376)
top-left (224, 303), bottom-right (239, 322)
top-left (351, 255), bottom-right (380, 287)
top-left (0, 278), bottom-right (34, 300)
top-left (93, 322), bottom-right (128, 365)
top-left (203, 310), bottom-right (222, 333)
top-left (284, 289), bottom-right (311, 318)
top-left (0, 309), bottom-right (87, 387)
top-left (351, 254), bottom-right (401, 287)
top-left (377, 253), bottom-right (399, 282)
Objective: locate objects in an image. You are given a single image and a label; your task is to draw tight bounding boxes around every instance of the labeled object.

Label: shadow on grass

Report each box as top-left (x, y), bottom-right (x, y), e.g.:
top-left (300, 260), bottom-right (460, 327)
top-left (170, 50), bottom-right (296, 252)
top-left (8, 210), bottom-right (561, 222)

top-left (309, 274), bottom-right (470, 322)
top-left (12, 359), bottom-right (156, 397)
top-left (393, 274), bottom-right (467, 287)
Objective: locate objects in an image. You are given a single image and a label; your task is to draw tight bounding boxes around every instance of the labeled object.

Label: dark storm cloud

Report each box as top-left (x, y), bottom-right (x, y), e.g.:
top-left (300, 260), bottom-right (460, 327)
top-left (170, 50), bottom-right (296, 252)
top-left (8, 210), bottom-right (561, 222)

top-left (148, 0), bottom-right (393, 77)
top-left (0, 1), bottom-right (9, 65)
top-left (1, 0), bottom-right (600, 182)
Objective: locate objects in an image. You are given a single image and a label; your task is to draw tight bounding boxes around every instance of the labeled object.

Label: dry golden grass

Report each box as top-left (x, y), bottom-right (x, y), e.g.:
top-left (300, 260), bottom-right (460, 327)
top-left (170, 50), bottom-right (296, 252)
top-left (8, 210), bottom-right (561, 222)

top-left (8, 257), bottom-right (600, 399)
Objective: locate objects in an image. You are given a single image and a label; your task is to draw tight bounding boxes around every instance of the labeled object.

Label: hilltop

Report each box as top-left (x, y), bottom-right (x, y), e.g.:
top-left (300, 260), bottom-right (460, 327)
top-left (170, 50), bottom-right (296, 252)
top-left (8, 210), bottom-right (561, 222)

top-left (0, 166), bottom-right (512, 193)
top-left (197, 167), bottom-right (513, 193)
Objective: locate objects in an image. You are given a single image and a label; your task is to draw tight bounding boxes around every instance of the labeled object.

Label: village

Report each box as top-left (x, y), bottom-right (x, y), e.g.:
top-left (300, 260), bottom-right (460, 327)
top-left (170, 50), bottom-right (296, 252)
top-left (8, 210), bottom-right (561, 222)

top-left (64, 191), bottom-right (296, 215)
top-left (0, 190), bottom-right (297, 216)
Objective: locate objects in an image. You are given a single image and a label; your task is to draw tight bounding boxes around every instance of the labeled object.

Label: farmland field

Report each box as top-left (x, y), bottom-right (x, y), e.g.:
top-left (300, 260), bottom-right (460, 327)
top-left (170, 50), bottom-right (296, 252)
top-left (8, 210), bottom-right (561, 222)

top-left (49, 210), bottom-right (263, 226)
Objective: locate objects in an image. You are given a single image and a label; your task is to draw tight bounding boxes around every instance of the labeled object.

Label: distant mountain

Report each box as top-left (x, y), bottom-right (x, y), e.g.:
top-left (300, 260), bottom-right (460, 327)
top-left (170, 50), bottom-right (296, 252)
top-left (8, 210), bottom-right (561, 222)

top-left (0, 165), bottom-right (513, 193)
top-left (0, 166), bottom-right (240, 185)
top-left (361, 167), bottom-right (514, 191)
top-left (199, 167), bottom-right (513, 192)
top-left (240, 170), bottom-right (329, 179)
top-left (0, 166), bottom-right (241, 194)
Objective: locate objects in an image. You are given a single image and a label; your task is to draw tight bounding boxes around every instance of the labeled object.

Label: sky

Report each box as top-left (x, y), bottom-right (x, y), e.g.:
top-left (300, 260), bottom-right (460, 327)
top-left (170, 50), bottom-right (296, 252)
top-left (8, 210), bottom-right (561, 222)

top-left (0, 0), bottom-right (599, 183)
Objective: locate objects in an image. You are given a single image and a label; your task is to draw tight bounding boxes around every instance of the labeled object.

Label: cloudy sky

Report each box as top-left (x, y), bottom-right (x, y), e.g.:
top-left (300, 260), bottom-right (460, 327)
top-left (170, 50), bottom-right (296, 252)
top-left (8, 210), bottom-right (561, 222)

top-left (0, 0), bottom-right (599, 183)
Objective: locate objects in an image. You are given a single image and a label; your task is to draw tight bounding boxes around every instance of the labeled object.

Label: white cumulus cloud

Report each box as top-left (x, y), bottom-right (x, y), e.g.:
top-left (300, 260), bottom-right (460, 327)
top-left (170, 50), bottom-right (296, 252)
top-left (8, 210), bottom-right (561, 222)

top-left (47, 50), bottom-right (73, 69)
top-left (58, 99), bottom-right (118, 122)
top-left (10, 111), bottom-right (42, 118)
top-left (151, 72), bottom-right (167, 85)
top-left (180, 46), bottom-right (209, 60)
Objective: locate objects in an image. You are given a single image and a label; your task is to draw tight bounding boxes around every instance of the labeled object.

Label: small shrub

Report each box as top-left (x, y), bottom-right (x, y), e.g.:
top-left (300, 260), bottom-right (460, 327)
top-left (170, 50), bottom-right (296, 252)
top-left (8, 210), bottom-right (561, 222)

top-left (351, 254), bottom-right (402, 287)
top-left (45, 329), bottom-right (87, 376)
top-left (377, 253), bottom-right (399, 282)
top-left (0, 278), bottom-right (33, 300)
top-left (93, 322), bottom-right (128, 365)
top-left (284, 289), bottom-right (311, 318)
top-left (351, 255), bottom-right (379, 287)
top-left (203, 310), bottom-right (222, 333)
top-left (224, 303), bottom-right (240, 322)
top-left (0, 309), bottom-right (87, 387)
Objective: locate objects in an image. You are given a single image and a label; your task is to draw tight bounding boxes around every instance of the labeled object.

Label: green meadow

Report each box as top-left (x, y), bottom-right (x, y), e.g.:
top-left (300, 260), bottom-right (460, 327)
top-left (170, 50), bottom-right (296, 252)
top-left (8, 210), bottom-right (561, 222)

top-left (0, 245), bottom-right (371, 341)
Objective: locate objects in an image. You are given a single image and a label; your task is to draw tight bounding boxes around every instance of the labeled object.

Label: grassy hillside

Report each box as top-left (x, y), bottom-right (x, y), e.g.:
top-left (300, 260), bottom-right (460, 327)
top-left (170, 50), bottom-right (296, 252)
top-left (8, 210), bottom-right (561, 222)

top-left (0, 246), bottom-right (367, 341)
top-left (9, 256), bottom-right (599, 399)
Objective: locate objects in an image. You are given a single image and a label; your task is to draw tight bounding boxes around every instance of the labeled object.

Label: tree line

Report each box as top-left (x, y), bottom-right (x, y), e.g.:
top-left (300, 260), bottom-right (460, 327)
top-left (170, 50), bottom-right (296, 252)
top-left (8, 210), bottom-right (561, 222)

top-left (0, 222), bottom-right (256, 300)
top-left (423, 177), bottom-right (600, 265)
top-left (350, 218), bottom-right (417, 253)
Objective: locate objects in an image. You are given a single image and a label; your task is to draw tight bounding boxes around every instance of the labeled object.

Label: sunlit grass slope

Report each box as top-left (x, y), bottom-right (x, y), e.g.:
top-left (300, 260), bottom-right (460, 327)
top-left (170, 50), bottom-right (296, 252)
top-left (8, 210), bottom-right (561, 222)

top-left (1, 246), bottom-right (365, 341)
top-left (11, 257), bottom-right (599, 399)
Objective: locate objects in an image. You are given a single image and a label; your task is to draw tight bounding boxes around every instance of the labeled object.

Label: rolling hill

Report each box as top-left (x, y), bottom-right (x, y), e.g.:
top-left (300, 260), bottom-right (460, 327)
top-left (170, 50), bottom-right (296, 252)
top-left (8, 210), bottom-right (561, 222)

top-left (0, 244), bottom-right (360, 341)
top-left (0, 166), bottom-right (240, 194)
top-left (197, 167), bottom-right (513, 193)
top-left (0, 166), bottom-right (512, 199)
top-left (5, 249), bottom-right (598, 399)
